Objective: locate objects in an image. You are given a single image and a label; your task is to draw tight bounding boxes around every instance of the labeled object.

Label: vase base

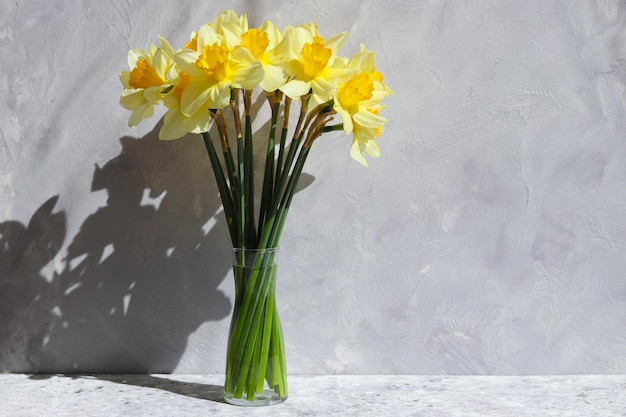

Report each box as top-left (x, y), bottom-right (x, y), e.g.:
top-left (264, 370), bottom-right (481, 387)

top-left (224, 391), bottom-right (287, 407)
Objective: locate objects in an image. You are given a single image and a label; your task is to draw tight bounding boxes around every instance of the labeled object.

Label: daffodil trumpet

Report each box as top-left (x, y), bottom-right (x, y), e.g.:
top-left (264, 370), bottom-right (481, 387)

top-left (119, 10), bottom-right (392, 406)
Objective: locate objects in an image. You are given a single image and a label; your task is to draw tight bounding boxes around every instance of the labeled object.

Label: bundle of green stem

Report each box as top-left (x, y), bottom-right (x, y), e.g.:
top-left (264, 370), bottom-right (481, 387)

top-left (201, 88), bottom-right (338, 401)
top-left (227, 247), bottom-right (282, 401)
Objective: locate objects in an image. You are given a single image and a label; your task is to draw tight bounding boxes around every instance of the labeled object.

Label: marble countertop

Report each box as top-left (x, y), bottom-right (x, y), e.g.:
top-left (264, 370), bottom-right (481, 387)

top-left (1, 374), bottom-right (625, 416)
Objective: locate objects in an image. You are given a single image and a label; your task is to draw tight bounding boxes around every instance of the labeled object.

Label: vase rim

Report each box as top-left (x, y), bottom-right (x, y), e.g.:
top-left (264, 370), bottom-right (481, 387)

top-left (233, 246), bottom-right (279, 253)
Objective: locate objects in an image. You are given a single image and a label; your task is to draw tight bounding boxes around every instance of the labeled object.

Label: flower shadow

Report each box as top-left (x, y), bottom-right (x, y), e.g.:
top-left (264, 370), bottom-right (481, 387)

top-left (1, 120), bottom-right (233, 373)
top-left (0, 196), bottom-right (67, 371)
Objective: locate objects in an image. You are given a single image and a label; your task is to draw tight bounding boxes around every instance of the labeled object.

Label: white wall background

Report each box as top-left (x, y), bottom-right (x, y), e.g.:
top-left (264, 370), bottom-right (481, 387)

top-left (1, 0), bottom-right (626, 374)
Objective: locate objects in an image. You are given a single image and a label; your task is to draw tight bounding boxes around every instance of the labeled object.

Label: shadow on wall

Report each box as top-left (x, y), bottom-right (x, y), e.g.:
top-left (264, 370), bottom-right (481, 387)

top-left (0, 120), bottom-right (235, 373)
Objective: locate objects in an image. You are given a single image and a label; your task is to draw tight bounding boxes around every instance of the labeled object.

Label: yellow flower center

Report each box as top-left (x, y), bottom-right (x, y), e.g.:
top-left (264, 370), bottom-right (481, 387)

top-left (185, 34), bottom-right (198, 50)
top-left (175, 72), bottom-right (191, 105)
top-left (195, 43), bottom-right (229, 81)
top-left (301, 36), bottom-right (331, 80)
top-left (240, 28), bottom-right (269, 60)
top-left (128, 59), bottom-right (165, 89)
top-left (338, 73), bottom-right (374, 110)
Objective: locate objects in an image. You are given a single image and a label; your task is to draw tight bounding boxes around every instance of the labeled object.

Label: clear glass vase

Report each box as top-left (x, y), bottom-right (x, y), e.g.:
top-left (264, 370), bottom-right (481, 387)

top-left (224, 247), bottom-right (288, 406)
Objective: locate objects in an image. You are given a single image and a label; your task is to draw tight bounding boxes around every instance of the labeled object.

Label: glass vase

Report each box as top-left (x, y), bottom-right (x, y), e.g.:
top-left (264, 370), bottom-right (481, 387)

top-left (224, 247), bottom-right (288, 406)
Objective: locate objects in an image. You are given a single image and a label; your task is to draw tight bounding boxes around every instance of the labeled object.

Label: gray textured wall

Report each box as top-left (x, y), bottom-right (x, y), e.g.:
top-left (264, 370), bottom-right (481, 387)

top-left (1, 0), bottom-right (626, 374)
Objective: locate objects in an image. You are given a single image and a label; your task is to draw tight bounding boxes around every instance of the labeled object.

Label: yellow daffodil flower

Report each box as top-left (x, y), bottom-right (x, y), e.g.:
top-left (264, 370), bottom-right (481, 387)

top-left (332, 45), bottom-right (393, 166)
top-left (159, 71), bottom-right (211, 140)
top-left (173, 23), bottom-right (264, 114)
top-left (119, 35), bottom-right (174, 126)
top-left (212, 11), bottom-right (287, 92)
top-left (277, 23), bottom-right (349, 101)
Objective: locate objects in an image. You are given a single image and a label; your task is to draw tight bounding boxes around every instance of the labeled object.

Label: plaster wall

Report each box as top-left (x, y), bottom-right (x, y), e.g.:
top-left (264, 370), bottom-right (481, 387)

top-left (1, 0), bottom-right (626, 374)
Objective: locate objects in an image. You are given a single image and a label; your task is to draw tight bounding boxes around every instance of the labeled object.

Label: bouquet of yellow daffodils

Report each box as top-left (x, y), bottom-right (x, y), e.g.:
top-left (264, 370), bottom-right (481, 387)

top-left (119, 10), bottom-right (392, 405)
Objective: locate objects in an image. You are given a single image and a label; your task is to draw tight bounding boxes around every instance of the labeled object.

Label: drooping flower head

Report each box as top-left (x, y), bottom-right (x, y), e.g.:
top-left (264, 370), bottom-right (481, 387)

top-left (119, 35), bottom-right (174, 126)
top-left (332, 45), bottom-right (393, 166)
top-left (159, 70), bottom-right (211, 140)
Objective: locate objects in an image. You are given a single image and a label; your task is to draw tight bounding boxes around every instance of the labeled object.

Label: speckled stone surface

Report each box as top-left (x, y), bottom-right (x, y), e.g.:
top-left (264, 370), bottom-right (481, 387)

top-left (1, 374), bottom-right (625, 416)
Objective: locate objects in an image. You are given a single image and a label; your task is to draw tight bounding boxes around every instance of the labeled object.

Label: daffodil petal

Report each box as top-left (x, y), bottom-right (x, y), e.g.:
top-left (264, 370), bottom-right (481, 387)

top-left (128, 102), bottom-right (154, 127)
top-left (334, 107), bottom-right (353, 133)
top-left (324, 31), bottom-right (348, 53)
top-left (119, 71), bottom-right (130, 88)
top-left (152, 48), bottom-right (169, 80)
top-left (350, 139), bottom-right (368, 167)
top-left (143, 86), bottom-right (164, 104)
top-left (272, 27), bottom-right (297, 62)
top-left (173, 50), bottom-right (204, 77)
top-left (127, 49), bottom-right (143, 68)
top-left (157, 35), bottom-right (174, 58)
top-left (311, 78), bottom-right (335, 103)
top-left (280, 79), bottom-right (310, 99)
top-left (361, 137), bottom-right (381, 158)
top-left (232, 62), bottom-right (264, 90)
top-left (208, 83), bottom-right (232, 109)
top-left (280, 58), bottom-right (302, 78)
top-left (160, 108), bottom-right (191, 140)
top-left (221, 25), bottom-right (241, 50)
top-left (233, 46), bottom-right (256, 64)
top-left (214, 10), bottom-right (244, 35)
top-left (260, 20), bottom-right (282, 48)
top-left (180, 81), bottom-right (212, 116)
top-left (120, 89), bottom-right (146, 110)
top-left (189, 110), bottom-right (210, 133)
top-left (353, 109), bottom-right (388, 128)
top-left (197, 24), bottom-right (221, 51)
top-left (260, 64), bottom-right (286, 92)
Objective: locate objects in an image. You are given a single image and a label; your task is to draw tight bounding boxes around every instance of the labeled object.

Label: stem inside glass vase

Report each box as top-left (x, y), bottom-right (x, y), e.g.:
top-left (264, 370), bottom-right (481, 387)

top-left (224, 247), bottom-right (287, 406)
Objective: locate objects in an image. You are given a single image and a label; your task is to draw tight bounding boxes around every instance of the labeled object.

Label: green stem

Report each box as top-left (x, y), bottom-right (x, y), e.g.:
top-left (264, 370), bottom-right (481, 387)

top-left (269, 145), bottom-right (311, 248)
top-left (243, 89), bottom-right (257, 247)
top-left (271, 309), bottom-right (287, 397)
top-left (256, 277), bottom-right (275, 393)
top-left (274, 96), bottom-right (291, 190)
top-left (237, 135), bottom-right (245, 248)
top-left (258, 96), bottom-right (280, 239)
top-left (224, 147), bottom-right (239, 201)
top-left (201, 132), bottom-right (238, 246)
top-left (212, 111), bottom-right (240, 211)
